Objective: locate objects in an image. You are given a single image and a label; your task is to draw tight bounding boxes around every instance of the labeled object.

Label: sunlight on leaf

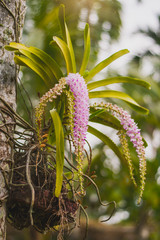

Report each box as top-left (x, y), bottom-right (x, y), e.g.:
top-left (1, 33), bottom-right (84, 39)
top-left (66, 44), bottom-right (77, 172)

top-left (87, 76), bottom-right (151, 91)
top-left (14, 55), bottom-right (52, 87)
top-left (58, 5), bottom-right (76, 72)
top-left (5, 42), bottom-right (63, 85)
top-left (89, 90), bottom-right (149, 114)
top-left (80, 23), bottom-right (91, 76)
top-left (85, 49), bottom-right (129, 82)
top-left (65, 23), bottom-right (76, 73)
top-left (51, 37), bottom-right (73, 74)
top-left (58, 4), bottom-right (67, 42)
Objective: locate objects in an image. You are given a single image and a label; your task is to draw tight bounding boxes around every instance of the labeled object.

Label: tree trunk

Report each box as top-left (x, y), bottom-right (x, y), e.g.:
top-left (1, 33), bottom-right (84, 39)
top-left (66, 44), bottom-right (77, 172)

top-left (0, 0), bottom-right (26, 239)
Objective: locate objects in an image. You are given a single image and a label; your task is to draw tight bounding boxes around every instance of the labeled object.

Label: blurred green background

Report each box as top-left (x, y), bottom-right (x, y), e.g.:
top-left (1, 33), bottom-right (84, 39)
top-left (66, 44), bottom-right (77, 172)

top-left (7, 0), bottom-right (160, 239)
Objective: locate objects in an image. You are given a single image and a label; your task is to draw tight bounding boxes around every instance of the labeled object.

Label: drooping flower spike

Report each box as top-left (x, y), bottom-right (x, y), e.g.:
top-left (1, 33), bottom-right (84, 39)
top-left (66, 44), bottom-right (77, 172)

top-left (93, 102), bottom-right (146, 203)
top-left (65, 73), bottom-right (89, 152)
top-left (35, 77), bottom-right (66, 144)
top-left (66, 73), bottom-right (90, 195)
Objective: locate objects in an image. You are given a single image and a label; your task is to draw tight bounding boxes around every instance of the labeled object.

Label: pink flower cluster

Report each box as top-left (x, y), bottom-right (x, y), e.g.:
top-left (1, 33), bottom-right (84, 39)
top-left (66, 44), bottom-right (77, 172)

top-left (107, 103), bottom-right (146, 202)
top-left (109, 104), bottom-right (145, 164)
top-left (65, 73), bottom-right (89, 152)
top-left (93, 102), bottom-right (146, 202)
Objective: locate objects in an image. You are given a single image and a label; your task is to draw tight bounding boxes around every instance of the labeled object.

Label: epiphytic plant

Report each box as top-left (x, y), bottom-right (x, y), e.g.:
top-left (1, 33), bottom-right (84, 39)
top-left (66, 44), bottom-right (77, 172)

top-left (4, 4), bottom-right (150, 238)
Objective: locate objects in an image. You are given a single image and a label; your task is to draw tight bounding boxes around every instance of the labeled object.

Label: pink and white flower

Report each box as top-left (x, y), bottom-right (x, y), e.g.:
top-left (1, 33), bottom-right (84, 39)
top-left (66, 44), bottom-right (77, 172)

top-left (66, 73), bottom-right (89, 152)
top-left (106, 103), bottom-right (146, 203)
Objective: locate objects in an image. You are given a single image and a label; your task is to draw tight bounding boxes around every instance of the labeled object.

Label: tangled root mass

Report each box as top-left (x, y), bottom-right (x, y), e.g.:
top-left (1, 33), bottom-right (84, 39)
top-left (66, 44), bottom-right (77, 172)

top-left (7, 147), bottom-right (78, 233)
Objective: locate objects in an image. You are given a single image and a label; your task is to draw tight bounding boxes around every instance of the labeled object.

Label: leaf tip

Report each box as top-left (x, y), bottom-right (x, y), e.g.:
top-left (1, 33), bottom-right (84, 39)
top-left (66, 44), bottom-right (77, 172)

top-left (50, 38), bottom-right (56, 45)
top-left (85, 23), bottom-right (89, 30)
top-left (59, 3), bottom-right (65, 11)
top-left (125, 49), bottom-right (130, 54)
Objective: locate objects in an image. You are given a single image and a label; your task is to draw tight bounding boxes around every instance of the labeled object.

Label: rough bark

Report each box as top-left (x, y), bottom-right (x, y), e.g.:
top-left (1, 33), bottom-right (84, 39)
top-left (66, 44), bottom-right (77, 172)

top-left (0, 0), bottom-right (26, 239)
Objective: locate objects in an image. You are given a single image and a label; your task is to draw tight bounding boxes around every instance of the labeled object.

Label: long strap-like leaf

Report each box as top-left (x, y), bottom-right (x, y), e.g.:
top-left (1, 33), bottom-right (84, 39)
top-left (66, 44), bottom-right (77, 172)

top-left (58, 4), bottom-right (76, 73)
top-left (14, 55), bottom-right (52, 88)
top-left (29, 47), bottom-right (63, 80)
top-left (52, 37), bottom-right (73, 74)
top-left (87, 76), bottom-right (151, 91)
top-left (59, 4), bottom-right (67, 42)
top-left (18, 49), bottom-right (56, 86)
top-left (5, 42), bottom-right (63, 84)
top-left (50, 109), bottom-right (64, 197)
top-left (88, 125), bottom-right (125, 162)
top-left (89, 107), bottom-right (121, 130)
top-left (80, 23), bottom-right (90, 76)
top-left (65, 23), bottom-right (76, 73)
top-left (85, 49), bottom-right (129, 82)
top-left (89, 90), bottom-right (149, 114)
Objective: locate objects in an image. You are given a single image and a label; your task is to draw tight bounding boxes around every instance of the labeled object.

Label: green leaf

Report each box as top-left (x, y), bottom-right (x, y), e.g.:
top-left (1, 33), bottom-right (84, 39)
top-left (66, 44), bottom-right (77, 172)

top-left (87, 76), bottom-right (151, 91)
top-left (58, 5), bottom-right (76, 73)
top-left (79, 23), bottom-right (90, 76)
top-left (89, 90), bottom-right (149, 114)
top-left (51, 36), bottom-right (73, 74)
top-left (47, 123), bottom-right (56, 146)
top-left (89, 107), bottom-right (121, 130)
top-left (89, 108), bottom-right (106, 120)
top-left (13, 55), bottom-right (27, 66)
top-left (50, 109), bottom-right (64, 198)
top-left (5, 42), bottom-right (63, 83)
top-left (29, 47), bottom-right (63, 80)
top-left (65, 23), bottom-right (76, 73)
top-left (58, 4), bottom-right (67, 42)
top-left (85, 49), bottom-right (129, 82)
top-left (5, 45), bottom-right (18, 51)
top-left (17, 49), bottom-right (56, 86)
top-left (14, 55), bottom-right (52, 87)
top-left (88, 125), bottom-right (125, 162)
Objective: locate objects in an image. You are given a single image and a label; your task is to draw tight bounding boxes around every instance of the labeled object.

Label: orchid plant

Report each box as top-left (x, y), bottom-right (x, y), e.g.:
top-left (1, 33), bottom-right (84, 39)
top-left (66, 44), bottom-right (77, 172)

top-left (5, 5), bottom-right (150, 204)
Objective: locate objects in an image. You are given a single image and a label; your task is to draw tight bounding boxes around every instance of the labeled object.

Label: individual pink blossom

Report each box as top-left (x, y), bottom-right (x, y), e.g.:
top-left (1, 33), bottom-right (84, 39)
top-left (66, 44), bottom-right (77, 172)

top-left (65, 73), bottom-right (89, 152)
